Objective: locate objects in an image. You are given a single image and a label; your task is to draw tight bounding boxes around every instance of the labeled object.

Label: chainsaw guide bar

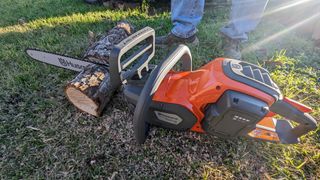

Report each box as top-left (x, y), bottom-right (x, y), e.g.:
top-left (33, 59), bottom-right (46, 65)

top-left (26, 48), bottom-right (100, 72)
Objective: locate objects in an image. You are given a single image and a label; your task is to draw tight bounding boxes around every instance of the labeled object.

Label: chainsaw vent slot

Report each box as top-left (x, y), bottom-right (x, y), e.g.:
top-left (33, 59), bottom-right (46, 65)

top-left (252, 69), bottom-right (264, 82)
top-left (237, 63), bottom-right (278, 90)
top-left (242, 66), bottom-right (254, 78)
top-left (262, 73), bottom-right (272, 87)
top-left (242, 65), bottom-right (269, 86)
top-left (223, 59), bottom-right (282, 100)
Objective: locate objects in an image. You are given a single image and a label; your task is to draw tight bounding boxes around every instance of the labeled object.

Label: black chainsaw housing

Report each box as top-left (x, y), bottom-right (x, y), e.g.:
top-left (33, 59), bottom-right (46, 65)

top-left (202, 90), bottom-right (269, 138)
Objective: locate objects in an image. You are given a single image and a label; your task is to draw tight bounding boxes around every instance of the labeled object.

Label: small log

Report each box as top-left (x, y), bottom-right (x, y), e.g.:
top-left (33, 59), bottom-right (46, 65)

top-left (65, 65), bottom-right (114, 116)
top-left (83, 21), bottom-right (134, 65)
top-left (66, 21), bottom-right (134, 116)
top-left (65, 64), bottom-right (112, 117)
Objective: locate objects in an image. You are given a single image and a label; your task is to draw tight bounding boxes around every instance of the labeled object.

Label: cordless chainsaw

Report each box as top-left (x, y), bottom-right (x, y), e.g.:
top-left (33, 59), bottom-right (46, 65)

top-left (26, 27), bottom-right (318, 144)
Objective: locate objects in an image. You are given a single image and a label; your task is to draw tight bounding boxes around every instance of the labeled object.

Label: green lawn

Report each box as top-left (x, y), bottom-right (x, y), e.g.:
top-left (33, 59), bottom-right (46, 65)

top-left (0, 0), bottom-right (319, 179)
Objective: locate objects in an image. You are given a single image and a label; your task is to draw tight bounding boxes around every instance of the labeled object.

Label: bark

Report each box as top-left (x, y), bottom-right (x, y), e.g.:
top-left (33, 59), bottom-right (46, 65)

top-left (83, 21), bottom-right (134, 65)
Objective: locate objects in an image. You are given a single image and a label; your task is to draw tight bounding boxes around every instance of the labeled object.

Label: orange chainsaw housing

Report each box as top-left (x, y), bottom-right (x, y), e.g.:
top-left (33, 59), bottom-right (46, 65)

top-left (152, 58), bottom-right (280, 142)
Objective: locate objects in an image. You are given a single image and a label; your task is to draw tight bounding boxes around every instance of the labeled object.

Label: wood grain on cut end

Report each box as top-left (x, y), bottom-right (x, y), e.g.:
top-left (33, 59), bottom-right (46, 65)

top-left (65, 87), bottom-right (99, 116)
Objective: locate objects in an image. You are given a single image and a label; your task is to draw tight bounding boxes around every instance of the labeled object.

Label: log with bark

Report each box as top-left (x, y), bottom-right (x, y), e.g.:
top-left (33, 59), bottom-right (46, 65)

top-left (83, 21), bottom-right (134, 65)
top-left (65, 64), bottom-right (111, 116)
top-left (66, 21), bottom-right (134, 116)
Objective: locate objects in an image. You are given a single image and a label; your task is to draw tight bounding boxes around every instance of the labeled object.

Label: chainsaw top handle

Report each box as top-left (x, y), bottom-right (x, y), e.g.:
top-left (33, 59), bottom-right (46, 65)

top-left (109, 27), bottom-right (155, 90)
top-left (133, 44), bottom-right (192, 144)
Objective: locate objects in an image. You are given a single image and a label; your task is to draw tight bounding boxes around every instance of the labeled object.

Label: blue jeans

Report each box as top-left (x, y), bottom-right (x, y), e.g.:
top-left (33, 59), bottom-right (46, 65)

top-left (171, 0), bottom-right (269, 41)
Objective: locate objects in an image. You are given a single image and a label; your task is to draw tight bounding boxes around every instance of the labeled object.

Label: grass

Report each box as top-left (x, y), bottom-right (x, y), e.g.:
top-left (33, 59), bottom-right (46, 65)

top-left (0, 0), bottom-right (319, 179)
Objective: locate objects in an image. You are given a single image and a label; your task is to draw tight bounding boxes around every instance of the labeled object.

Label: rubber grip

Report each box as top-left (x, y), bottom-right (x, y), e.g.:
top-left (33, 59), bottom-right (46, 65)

top-left (270, 99), bottom-right (317, 140)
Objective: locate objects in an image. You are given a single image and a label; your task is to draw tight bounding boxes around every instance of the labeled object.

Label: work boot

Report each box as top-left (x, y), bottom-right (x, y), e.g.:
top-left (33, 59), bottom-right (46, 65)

top-left (222, 36), bottom-right (242, 60)
top-left (156, 32), bottom-right (199, 46)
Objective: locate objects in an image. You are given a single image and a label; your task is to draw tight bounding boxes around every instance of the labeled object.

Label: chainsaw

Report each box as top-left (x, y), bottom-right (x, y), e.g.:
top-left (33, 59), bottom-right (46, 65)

top-left (26, 27), bottom-right (318, 144)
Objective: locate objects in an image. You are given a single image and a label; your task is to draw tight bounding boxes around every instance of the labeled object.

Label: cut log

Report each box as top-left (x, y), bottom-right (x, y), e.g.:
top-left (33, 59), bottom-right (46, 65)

top-left (65, 21), bottom-right (134, 116)
top-left (83, 21), bottom-right (134, 65)
top-left (65, 64), bottom-right (112, 117)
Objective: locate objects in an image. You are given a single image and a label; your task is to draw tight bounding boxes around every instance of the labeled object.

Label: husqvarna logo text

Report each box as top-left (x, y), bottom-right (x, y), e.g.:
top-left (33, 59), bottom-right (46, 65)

top-left (58, 58), bottom-right (85, 69)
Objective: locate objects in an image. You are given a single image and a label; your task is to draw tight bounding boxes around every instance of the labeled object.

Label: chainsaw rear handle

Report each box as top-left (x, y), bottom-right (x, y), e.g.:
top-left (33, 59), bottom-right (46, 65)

top-left (270, 98), bottom-right (317, 142)
top-left (133, 45), bottom-right (192, 144)
top-left (109, 27), bottom-right (155, 90)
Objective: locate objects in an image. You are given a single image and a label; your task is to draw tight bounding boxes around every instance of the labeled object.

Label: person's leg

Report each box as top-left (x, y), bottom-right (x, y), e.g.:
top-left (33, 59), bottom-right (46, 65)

top-left (156, 0), bottom-right (205, 45)
top-left (171, 0), bottom-right (205, 38)
top-left (221, 0), bottom-right (269, 59)
top-left (312, 18), bottom-right (320, 47)
top-left (221, 0), bottom-right (269, 42)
